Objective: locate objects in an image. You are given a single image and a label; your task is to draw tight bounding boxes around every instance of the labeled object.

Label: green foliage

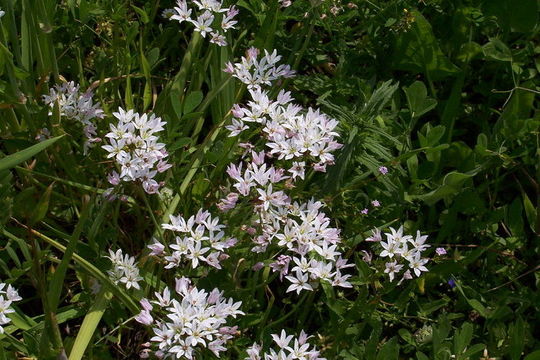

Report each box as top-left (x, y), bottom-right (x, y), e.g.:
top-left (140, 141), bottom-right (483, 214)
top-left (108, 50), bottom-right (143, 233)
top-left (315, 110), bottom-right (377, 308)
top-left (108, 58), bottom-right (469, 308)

top-left (0, 0), bottom-right (538, 359)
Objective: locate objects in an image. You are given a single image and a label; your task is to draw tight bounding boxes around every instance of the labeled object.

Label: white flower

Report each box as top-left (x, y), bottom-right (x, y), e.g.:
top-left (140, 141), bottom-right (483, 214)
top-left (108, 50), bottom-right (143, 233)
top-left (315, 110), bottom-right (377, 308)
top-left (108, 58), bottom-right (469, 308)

top-left (246, 330), bottom-right (326, 360)
top-left (384, 261), bottom-right (404, 282)
top-left (368, 226), bottom-right (431, 284)
top-left (285, 270), bottom-right (313, 294)
top-left (159, 209), bottom-right (237, 270)
top-left (380, 239), bottom-right (399, 258)
top-left (0, 282), bottom-right (22, 333)
top-left (141, 279), bottom-right (243, 358)
top-left (43, 81), bottom-right (104, 151)
top-left (101, 107), bottom-right (170, 194)
top-left (408, 253), bottom-right (429, 277)
top-left (288, 161), bottom-right (305, 180)
top-left (106, 249), bottom-right (142, 290)
top-left (228, 48), bottom-right (295, 90)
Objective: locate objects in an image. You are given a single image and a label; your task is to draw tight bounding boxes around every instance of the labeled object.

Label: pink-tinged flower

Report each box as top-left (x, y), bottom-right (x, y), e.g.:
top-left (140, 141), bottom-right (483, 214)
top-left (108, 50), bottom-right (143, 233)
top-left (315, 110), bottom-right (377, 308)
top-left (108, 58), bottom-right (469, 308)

top-left (252, 262), bottom-right (264, 271)
top-left (108, 171), bottom-right (120, 186)
top-left (157, 160), bottom-right (172, 173)
top-left (175, 277), bottom-right (191, 295)
top-left (246, 47), bottom-right (259, 60)
top-left (365, 228), bottom-right (382, 242)
top-left (313, 163), bottom-right (327, 172)
top-left (361, 208), bottom-right (369, 215)
top-left (270, 255), bottom-right (292, 280)
top-left (148, 239), bottom-right (165, 256)
top-left (435, 247), bottom-right (447, 255)
top-left (361, 250), bottom-right (372, 263)
top-left (397, 269), bottom-right (413, 285)
top-left (371, 199), bottom-right (380, 207)
top-left (251, 150), bottom-right (266, 165)
top-left (135, 310), bottom-right (154, 325)
top-left (223, 61), bottom-right (234, 73)
top-left (378, 166), bottom-right (388, 175)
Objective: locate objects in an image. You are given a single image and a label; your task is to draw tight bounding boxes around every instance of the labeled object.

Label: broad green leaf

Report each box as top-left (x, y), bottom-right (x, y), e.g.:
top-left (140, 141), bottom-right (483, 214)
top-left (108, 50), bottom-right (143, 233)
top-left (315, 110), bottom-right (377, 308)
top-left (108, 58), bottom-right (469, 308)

top-left (30, 182), bottom-right (53, 226)
top-left (0, 135), bottom-right (64, 171)
top-left (404, 81), bottom-right (437, 119)
top-left (376, 337), bottom-right (399, 360)
top-left (483, 38), bottom-right (512, 62)
top-left (183, 90), bottom-right (203, 114)
top-left (461, 344), bottom-right (485, 357)
top-left (454, 322), bottom-right (473, 357)
top-left (509, 317), bottom-right (526, 360)
top-left (170, 89), bottom-right (183, 118)
top-left (441, 74), bottom-right (464, 143)
top-left (522, 192), bottom-right (537, 233)
top-left (131, 4), bottom-right (149, 24)
top-left (524, 350), bottom-right (540, 360)
top-left (415, 171), bottom-right (473, 205)
top-left (507, 198), bottom-right (524, 237)
top-left (456, 42), bottom-right (483, 64)
top-left (393, 10), bottom-right (460, 80)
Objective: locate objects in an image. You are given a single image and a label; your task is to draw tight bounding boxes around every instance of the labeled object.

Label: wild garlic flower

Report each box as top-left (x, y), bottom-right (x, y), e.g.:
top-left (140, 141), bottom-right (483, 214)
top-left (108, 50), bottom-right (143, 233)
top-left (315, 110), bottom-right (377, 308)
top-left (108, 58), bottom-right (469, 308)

top-left (245, 330), bottom-right (326, 360)
top-left (170, 0), bottom-right (238, 46)
top-left (368, 226), bottom-right (431, 283)
top-left (224, 47), bottom-right (295, 89)
top-left (279, 0), bottom-right (293, 7)
top-left (222, 48), bottom-right (348, 293)
top-left (135, 277), bottom-right (244, 359)
top-left (0, 282), bottom-right (22, 334)
top-left (101, 107), bottom-right (172, 194)
top-left (268, 200), bottom-right (354, 292)
top-left (106, 249), bottom-right (143, 290)
top-left (224, 155), bottom-right (353, 292)
top-left (43, 81), bottom-right (104, 153)
top-left (156, 209), bottom-right (238, 270)
top-left (226, 88), bottom-right (342, 172)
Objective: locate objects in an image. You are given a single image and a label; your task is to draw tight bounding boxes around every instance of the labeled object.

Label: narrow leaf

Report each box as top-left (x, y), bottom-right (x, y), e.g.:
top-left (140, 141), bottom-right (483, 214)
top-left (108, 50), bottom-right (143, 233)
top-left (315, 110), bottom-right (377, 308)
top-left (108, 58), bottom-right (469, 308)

top-left (0, 135), bottom-right (64, 171)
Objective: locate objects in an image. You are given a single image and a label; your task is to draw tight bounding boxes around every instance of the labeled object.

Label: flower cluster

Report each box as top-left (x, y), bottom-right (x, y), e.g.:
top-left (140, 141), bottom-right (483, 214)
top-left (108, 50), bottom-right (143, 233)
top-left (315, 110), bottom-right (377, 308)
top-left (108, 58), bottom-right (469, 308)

top-left (366, 226), bottom-right (430, 283)
top-left (154, 209), bottom-right (238, 270)
top-left (0, 282), bottom-right (22, 334)
top-left (101, 107), bottom-right (171, 194)
top-left (224, 47), bottom-right (295, 90)
top-left (223, 154), bottom-right (354, 292)
top-left (136, 277), bottom-right (244, 359)
top-left (106, 249), bottom-right (143, 290)
top-left (263, 199), bottom-right (354, 292)
top-left (169, 0), bottom-right (239, 46)
top-left (219, 48), bottom-right (350, 293)
top-left (245, 330), bottom-right (326, 360)
top-left (42, 81), bottom-right (104, 153)
top-left (228, 88), bottom-right (341, 171)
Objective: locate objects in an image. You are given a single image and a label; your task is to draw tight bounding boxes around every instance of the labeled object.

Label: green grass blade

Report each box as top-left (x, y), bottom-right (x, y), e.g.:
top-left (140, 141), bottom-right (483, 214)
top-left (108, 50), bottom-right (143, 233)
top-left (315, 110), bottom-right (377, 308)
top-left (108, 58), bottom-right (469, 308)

top-left (0, 135), bottom-right (64, 171)
top-left (68, 289), bottom-right (113, 360)
top-left (6, 228), bottom-right (139, 314)
top-left (48, 200), bottom-right (92, 312)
